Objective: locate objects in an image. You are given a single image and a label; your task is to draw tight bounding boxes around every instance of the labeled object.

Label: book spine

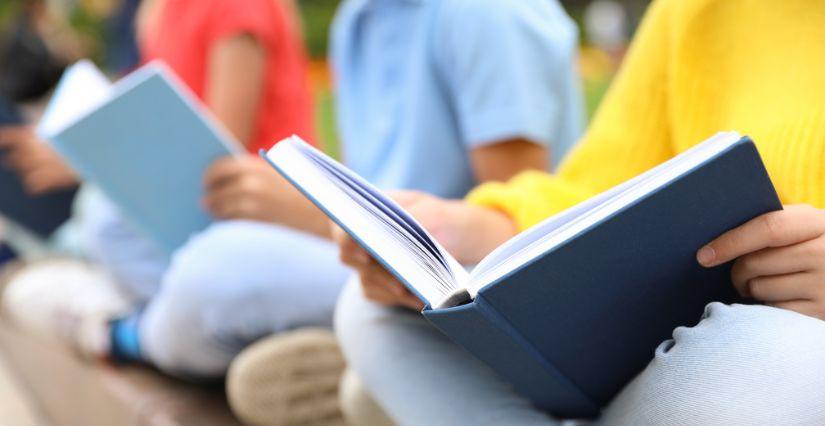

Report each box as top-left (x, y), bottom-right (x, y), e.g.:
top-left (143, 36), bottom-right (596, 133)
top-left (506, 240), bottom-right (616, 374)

top-left (424, 298), bottom-right (599, 418)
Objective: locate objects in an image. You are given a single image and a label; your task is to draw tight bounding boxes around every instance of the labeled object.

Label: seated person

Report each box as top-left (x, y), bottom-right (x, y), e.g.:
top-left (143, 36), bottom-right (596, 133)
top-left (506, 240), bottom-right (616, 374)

top-left (334, 0), bottom-right (825, 424)
top-left (3, 0), bottom-right (315, 368)
top-left (4, 0), bottom-right (584, 424)
top-left (0, 0), bottom-right (86, 256)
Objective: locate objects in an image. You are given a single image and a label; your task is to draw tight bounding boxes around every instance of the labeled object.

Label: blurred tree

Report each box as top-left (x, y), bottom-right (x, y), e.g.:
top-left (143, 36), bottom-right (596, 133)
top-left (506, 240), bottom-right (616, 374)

top-left (0, 1), bottom-right (72, 102)
top-left (0, 2), bottom-right (21, 29)
top-left (298, 0), bottom-right (338, 58)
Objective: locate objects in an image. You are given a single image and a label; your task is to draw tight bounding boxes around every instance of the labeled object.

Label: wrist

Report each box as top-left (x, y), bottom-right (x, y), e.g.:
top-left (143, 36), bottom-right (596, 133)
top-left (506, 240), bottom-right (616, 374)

top-left (452, 202), bottom-right (517, 264)
top-left (271, 189), bottom-right (332, 239)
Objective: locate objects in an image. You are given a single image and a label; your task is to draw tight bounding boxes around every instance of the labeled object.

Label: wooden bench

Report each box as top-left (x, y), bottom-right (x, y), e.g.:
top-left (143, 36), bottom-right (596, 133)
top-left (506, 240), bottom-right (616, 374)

top-left (0, 318), bottom-right (242, 426)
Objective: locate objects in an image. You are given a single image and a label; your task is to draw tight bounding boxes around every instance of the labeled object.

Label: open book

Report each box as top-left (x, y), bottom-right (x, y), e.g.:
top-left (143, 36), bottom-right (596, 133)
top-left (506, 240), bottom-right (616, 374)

top-left (265, 132), bottom-right (782, 417)
top-left (267, 132), bottom-right (770, 308)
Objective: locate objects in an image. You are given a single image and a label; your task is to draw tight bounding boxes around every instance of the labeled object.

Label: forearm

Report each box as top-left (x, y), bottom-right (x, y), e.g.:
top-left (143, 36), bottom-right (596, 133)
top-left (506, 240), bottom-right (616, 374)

top-left (271, 188), bottom-right (333, 239)
top-left (205, 34), bottom-right (266, 147)
top-left (448, 201), bottom-right (517, 264)
top-left (470, 139), bottom-right (548, 183)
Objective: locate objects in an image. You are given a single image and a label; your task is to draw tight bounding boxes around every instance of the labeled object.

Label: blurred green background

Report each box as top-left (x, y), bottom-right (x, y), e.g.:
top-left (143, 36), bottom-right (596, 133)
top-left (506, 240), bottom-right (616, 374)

top-left (0, 0), bottom-right (649, 156)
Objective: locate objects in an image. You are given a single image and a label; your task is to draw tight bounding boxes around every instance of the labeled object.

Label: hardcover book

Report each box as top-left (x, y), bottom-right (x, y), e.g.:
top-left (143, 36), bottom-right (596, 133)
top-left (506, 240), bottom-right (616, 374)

top-left (263, 132), bottom-right (781, 418)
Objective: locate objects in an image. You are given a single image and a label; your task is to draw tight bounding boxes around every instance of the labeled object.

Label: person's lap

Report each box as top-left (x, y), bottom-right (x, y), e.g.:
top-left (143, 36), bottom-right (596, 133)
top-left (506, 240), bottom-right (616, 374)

top-left (335, 278), bottom-right (558, 426)
top-left (83, 195), bottom-right (350, 377)
top-left (335, 277), bottom-right (825, 426)
top-left (141, 219), bottom-right (349, 376)
top-left (81, 190), bottom-right (168, 302)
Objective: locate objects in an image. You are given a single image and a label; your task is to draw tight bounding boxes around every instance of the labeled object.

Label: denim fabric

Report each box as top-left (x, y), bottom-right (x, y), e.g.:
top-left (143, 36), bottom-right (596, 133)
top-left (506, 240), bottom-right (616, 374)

top-left (335, 277), bottom-right (825, 425)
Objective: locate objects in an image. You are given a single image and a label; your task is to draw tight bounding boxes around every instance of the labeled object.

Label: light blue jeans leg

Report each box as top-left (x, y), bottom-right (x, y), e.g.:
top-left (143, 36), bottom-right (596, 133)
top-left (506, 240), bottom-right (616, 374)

top-left (139, 220), bottom-right (350, 378)
top-left (335, 277), bottom-right (825, 426)
top-left (335, 278), bottom-right (560, 426)
top-left (80, 190), bottom-right (168, 303)
top-left (598, 302), bottom-right (825, 425)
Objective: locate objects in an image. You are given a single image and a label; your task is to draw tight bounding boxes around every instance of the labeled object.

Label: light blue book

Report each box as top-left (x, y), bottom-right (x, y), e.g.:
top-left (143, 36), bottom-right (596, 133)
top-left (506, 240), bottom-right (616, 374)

top-left (42, 61), bottom-right (242, 254)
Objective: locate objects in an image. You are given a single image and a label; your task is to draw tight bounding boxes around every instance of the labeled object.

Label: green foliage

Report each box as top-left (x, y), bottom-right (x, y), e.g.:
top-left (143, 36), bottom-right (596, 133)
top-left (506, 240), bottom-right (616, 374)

top-left (67, 5), bottom-right (106, 63)
top-left (299, 0), bottom-right (339, 58)
top-left (584, 75), bottom-right (612, 120)
top-left (315, 87), bottom-right (341, 158)
top-left (0, 2), bottom-right (21, 31)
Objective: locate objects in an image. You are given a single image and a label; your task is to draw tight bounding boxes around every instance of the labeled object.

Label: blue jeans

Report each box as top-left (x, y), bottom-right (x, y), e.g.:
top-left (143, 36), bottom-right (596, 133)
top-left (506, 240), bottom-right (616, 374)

top-left (335, 277), bottom-right (825, 425)
top-left (83, 195), bottom-right (349, 377)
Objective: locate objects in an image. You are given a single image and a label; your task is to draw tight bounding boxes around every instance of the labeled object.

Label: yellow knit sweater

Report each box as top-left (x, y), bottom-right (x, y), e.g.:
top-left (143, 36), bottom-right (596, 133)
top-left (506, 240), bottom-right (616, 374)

top-left (468, 0), bottom-right (825, 231)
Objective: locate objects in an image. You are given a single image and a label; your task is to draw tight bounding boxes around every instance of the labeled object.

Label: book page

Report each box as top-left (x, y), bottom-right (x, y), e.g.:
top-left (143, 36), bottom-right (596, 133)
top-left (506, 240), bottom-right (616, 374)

top-left (265, 137), bottom-right (469, 308)
top-left (308, 152), bottom-right (452, 272)
top-left (37, 60), bottom-right (112, 139)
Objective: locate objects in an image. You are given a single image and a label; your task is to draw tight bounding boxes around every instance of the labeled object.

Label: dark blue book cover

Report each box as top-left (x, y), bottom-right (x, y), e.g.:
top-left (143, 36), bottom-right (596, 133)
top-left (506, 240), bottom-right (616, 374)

top-left (424, 138), bottom-right (781, 418)
top-left (262, 133), bottom-right (781, 419)
top-left (0, 96), bottom-right (77, 237)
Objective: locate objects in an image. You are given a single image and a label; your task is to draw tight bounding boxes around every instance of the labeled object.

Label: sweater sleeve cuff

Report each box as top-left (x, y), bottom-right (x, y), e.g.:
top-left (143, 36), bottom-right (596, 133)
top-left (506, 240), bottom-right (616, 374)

top-left (466, 171), bottom-right (591, 231)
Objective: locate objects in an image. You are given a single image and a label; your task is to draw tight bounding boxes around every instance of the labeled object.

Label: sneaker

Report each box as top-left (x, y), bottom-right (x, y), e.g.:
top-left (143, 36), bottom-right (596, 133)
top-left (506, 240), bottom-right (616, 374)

top-left (226, 328), bottom-right (347, 426)
top-left (0, 258), bottom-right (132, 360)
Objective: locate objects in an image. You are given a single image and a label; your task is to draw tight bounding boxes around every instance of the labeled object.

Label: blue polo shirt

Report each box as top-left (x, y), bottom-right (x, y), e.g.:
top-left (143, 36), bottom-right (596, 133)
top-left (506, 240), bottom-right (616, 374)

top-left (331, 0), bottom-right (584, 199)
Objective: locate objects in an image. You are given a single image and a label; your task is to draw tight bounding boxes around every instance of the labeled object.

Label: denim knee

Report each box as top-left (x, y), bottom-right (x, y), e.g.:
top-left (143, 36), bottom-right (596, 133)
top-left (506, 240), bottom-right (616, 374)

top-left (142, 221), bottom-right (346, 377)
top-left (334, 277), bottom-right (371, 367)
top-left (334, 277), bottom-right (399, 373)
top-left (80, 192), bottom-right (167, 301)
top-left (139, 266), bottom-right (236, 377)
top-left (602, 303), bottom-right (825, 425)
top-left (139, 222), bottom-right (267, 377)
top-left (334, 277), bottom-right (425, 381)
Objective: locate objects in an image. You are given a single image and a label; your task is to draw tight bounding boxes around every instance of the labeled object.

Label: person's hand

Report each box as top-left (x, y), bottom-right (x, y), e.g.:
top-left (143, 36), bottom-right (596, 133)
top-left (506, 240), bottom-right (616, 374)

top-left (335, 225), bottom-right (426, 311)
top-left (389, 191), bottom-right (517, 265)
top-left (698, 204), bottom-right (825, 320)
top-left (203, 155), bottom-right (297, 222)
top-left (333, 191), bottom-right (517, 309)
top-left (204, 155), bottom-right (340, 237)
top-left (0, 126), bottom-right (79, 195)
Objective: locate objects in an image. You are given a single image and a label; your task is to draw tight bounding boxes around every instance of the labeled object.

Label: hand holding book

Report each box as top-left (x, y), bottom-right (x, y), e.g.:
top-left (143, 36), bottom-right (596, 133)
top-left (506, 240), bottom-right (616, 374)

top-left (0, 126), bottom-right (78, 195)
top-left (335, 223), bottom-right (425, 310)
top-left (329, 176), bottom-right (825, 322)
top-left (335, 193), bottom-right (825, 321)
top-left (0, 99), bottom-right (78, 238)
top-left (332, 190), bottom-right (517, 309)
top-left (202, 155), bottom-right (329, 237)
top-left (698, 204), bottom-right (825, 320)
top-left (264, 133), bottom-right (785, 415)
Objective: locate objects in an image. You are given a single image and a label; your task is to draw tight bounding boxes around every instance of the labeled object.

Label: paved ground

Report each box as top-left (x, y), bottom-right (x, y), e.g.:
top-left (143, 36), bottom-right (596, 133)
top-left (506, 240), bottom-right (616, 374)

top-left (0, 352), bottom-right (43, 426)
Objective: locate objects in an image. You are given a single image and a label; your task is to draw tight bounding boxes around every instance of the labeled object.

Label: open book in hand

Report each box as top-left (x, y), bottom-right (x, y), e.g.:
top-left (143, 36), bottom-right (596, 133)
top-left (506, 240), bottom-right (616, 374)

top-left (39, 60), bottom-right (242, 254)
top-left (263, 132), bottom-right (781, 418)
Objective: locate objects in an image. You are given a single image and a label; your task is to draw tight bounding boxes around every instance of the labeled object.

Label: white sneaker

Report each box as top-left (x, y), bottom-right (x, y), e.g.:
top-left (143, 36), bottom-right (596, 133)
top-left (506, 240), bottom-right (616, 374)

top-left (227, 328), bottom-right (347, 426)
top-left (0, 258), bottom-right (132, 360)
